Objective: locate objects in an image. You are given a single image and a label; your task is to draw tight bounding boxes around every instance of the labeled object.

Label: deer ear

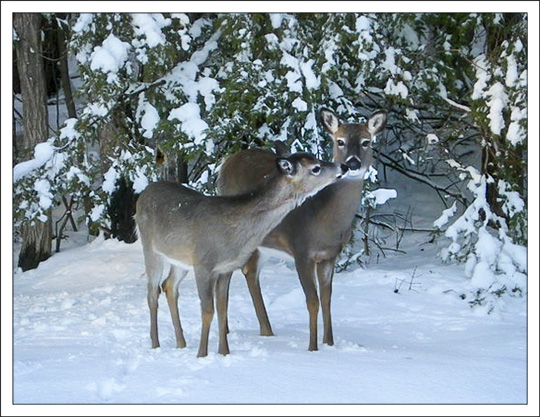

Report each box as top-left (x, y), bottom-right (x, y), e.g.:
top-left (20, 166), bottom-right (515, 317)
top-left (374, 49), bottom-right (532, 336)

top-left (276, 158), bottom-right (294, 177)
top-left (367, 111), bottom-right (387, 135)
top-left (274, 140), bottom-right (290, 157)
top-left (319, 108), bottom-right (340, 134)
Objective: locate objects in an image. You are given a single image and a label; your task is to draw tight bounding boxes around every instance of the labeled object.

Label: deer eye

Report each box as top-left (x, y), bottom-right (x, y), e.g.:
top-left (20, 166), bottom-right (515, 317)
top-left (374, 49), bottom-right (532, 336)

top-left (361, 140), bottom-right (371, 148)
top-left (337, 139), bottom-right (346, 148)
top-left (311, 165), bottom-right (321, 175)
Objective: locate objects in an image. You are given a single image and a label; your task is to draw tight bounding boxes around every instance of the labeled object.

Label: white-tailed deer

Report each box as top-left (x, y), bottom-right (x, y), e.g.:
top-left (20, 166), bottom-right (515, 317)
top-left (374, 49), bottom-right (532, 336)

top-left (217, 108), bottom-right (387, 351)
top-left (135, 153), bottom-right (346, 357)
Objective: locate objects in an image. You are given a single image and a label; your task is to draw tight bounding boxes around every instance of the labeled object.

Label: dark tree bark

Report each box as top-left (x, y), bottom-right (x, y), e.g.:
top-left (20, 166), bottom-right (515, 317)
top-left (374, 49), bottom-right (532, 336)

top-left (41, 15), bottom-right (61, 98)
top-left (14, 13), bottom-right (53, 271)
top-left (56, 15), bottom-right (77, 119)
top-left (156, 148), bottom-right (189, 183)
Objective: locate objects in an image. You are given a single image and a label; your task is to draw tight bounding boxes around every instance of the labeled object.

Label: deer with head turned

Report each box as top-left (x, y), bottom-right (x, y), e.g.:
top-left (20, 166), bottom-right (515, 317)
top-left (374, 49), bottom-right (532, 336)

top-left (135, 152), bottom-right (346, 357)
top-left (217, 108), bottom-right (387, 351)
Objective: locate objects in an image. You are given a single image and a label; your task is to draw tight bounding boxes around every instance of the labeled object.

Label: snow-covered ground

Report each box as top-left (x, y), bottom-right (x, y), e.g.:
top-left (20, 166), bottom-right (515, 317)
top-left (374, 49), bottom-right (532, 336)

top-left (6, 171), bottom-right (533, 410)
top-left (11, 234), bottom-right (527, 405)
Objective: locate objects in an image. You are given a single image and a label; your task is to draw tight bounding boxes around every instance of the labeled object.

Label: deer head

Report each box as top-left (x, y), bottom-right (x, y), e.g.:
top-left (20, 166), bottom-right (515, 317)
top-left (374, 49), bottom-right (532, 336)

top-left (320, 108), bottom-right (387, 178)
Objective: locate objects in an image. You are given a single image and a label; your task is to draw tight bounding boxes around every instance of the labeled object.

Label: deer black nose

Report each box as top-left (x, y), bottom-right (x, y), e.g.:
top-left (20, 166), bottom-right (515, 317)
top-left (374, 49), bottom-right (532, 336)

top-left (346, 156), bottom-right (361, 171)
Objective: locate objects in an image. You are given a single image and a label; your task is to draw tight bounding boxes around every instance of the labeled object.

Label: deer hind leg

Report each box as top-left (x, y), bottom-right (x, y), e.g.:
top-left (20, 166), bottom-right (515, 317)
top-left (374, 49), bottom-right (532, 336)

top-left (316, 257), bottom-right (337, 346)
top-left (144, 249), bottom-right (164, 349)
top-left (162, 266), bottom-right (188, 348)
top-left (216, 272), bottom-right (233, 355)
top-left (243, 250), bottom-right (274, 336)
top-left (194, 267), bottom-right (216, 358)
top-left (295, 257), bottom-right (319, 351)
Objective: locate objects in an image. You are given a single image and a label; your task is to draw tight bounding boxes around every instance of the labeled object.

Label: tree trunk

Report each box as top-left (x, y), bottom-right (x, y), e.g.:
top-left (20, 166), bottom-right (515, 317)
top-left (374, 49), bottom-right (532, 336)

top-left (14, 14), bottom-right (53, 265)
top-left (56, 16), bottom-right (77, 119)
top-left (157, 149), bottom-right (189, 183)
top-left (14, 13), bottom-right (53, 271)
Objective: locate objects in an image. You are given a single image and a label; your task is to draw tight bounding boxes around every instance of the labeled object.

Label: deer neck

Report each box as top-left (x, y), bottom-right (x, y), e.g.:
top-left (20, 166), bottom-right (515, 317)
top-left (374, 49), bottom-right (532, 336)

top-left (324, 175), bottom-right (365, 219)
top-left (211, 180), bottom-right (304, 273)
top-left (235, 179), bottom-right (303, 231)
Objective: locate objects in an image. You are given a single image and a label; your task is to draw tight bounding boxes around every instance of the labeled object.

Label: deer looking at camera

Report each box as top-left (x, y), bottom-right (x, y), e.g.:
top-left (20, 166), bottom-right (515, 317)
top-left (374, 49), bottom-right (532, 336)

top-left (135, 153), bottom-right (346, 357)
top-left (217, 108), bottom-right (387, 351)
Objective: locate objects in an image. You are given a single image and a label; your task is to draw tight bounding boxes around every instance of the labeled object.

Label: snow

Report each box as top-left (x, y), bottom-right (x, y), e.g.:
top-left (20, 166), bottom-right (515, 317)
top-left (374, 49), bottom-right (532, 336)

top-left (102, 165), bottom-right (120, 194)
top-left (89, 34), bottom-right (131, 83)
top-left (13, 141), bottom-right (55, 182)
top-left (59, 118), bottom-right (80, 141)
top-left (168, 103), bottom-right (209, 145)
top-left (9, 232), bottom-right (528, 406)
top-left (328, 80), bottom-right (344, 99)
top-left (163, 29), bottom-right (220, 114)
top-left (132, 169), bottom-right (149, 194)
top-left (507, 106), bottom-right (527, 146)
top-left (405, 108), bottom-right (419, 123)
top-left (264, 33), bottom-right (279, 48)
top-left (34, 179), bottom-right (53, 211)
top-left (505, 54), bottom-right (519, 87)
top-left (139, 102), bottom-right (160, 139)
top-left (89, 204), bottom-right (105, 222)
top-left (368, 188), bottom-right (398, 205)
top-left (299, 59), bottom-right (320, 90)
top-left (84, 102), bottom-right (109, 117)
top-left (355, 15), bottom-right (371, 32)
top-left (130, 13), bottom-right (170, 48)
top-left (433, 201), bottom-right (457, 229)
top-left (498, 180), bottom-right (525, 217)
top-left (66, 166), bottom-right (90, 187)
top-left (72, 13), bottom-right (93, 34)
top-left (269, 13), bottom-right (284, 29)
top-left (196, 76), bottom-right (220, 111)
top-left (284, 71), bottom-right (302, 93)
top-left (384, 79), bottom-right (408, 99)
top-left (382, 46), bottom-right (399, 75)
top-left (472, 54), bottom-right (490, 100)
top-left (426, 133), bottom-right (439, 144)
top-left (486, 82), bottom-right (507, 136)
top-left (470, 260), bottom-right (497, 289)
top-left (502, 238), bottom-right (527, 274)
top-left (292, 97), bottom-right (307, 112)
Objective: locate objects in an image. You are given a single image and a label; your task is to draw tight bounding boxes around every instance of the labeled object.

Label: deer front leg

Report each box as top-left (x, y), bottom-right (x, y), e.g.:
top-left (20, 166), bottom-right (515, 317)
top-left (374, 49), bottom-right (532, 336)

top-left (242, 250), bottom-right (274, 337)
top-left (216, 272), bottom-right (233, 355)
top-left (195, 268), bottom-right (216, 358)
top-left (147, 281), bottom-right (161, 349)
top-left (162, 266), bottom-right (188, 348)
top-left (317, 257), bottom-right (336, 346)
top-left (295, 257), bottom-right (319, 351)
top-left (144, 250), bottom-right (164, 349)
